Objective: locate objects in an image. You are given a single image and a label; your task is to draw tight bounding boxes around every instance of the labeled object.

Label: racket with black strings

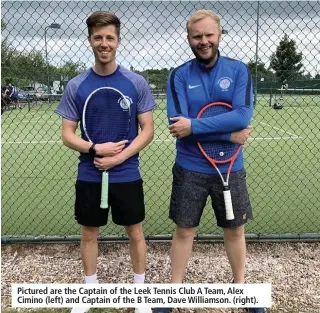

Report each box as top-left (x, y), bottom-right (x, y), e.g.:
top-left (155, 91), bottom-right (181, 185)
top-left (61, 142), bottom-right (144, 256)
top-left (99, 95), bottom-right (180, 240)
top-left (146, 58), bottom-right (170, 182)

top-left (82, 87), bottom-right (131, 209)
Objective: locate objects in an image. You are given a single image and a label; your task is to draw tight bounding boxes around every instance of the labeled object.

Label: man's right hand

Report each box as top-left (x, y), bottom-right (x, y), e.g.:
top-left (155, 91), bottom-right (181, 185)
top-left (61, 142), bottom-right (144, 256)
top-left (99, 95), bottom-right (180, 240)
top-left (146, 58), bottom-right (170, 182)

top-left (230, 125), bottom-right (252, 145)
top-left (95, 140), bottom-right (128, 157)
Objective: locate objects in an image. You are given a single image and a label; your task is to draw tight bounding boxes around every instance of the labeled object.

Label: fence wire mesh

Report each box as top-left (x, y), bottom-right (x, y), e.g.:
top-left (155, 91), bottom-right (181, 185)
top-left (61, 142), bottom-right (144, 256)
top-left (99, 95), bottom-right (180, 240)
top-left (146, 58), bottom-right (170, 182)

top-left (1, 1), bottom-right (320, 242)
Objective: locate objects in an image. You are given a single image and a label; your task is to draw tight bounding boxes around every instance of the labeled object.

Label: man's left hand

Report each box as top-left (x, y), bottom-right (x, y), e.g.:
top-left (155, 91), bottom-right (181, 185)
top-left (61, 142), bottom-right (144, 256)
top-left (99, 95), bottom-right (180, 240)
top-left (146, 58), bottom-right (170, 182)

top-left (168, 117), bottom-right (192, 139)
top-left (93, 155), bottom-right (124, 171)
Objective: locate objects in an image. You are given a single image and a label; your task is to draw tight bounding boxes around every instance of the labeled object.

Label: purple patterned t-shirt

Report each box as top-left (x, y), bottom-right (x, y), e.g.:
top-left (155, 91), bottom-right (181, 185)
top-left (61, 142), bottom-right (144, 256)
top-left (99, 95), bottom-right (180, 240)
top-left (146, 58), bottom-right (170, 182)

top-left (56, 65), bottom-right (156, 183)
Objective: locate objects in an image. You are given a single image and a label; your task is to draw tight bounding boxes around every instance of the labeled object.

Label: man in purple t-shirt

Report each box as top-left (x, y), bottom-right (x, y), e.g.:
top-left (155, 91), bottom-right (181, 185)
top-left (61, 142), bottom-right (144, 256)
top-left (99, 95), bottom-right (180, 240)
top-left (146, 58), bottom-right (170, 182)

top-left (55, 11), bottom-right (156, 313)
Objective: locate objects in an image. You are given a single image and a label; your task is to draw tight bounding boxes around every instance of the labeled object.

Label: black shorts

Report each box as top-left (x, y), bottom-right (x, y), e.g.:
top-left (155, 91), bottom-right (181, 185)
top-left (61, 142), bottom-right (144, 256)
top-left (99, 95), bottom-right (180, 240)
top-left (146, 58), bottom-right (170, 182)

top-left (75, 179), bottom-right (145, 227)
top-left (169, 164), bottom-right (253, 228)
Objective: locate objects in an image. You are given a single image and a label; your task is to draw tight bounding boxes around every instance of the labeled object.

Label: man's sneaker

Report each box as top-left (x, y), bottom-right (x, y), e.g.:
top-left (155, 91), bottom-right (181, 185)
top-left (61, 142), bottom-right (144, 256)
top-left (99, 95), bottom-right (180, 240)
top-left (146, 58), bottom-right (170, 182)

top-left (246, 308), bottom-right (265, 313)
top-left (135, 308), bottom-right (153, 313)
top-left (70, 308), bottom-right (89, 313)
top-left (231, 280), bottom-right (265, 313)
top-left (152, 308), bottom-right (172, 313)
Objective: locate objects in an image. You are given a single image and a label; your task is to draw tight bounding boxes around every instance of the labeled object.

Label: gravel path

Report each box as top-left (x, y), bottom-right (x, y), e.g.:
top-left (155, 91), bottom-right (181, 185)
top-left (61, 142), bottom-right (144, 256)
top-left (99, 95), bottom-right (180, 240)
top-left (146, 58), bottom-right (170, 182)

top-left (1, 241), bottom-right (319, 313)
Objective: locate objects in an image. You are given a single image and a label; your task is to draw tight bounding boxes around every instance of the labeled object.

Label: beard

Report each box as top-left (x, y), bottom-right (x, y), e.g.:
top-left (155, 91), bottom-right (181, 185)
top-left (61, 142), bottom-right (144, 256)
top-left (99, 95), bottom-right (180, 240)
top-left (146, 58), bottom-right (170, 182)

top-left (191, 44), bottom-right (219, 65)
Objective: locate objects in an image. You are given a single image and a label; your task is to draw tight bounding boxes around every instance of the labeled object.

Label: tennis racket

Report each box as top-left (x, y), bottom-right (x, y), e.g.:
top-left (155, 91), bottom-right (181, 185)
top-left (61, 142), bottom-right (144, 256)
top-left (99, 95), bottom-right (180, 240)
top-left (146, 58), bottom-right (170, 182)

top-left (82, 87), bottom-right (131, 209)
top-left (197, 102), bottom-right (242, 220)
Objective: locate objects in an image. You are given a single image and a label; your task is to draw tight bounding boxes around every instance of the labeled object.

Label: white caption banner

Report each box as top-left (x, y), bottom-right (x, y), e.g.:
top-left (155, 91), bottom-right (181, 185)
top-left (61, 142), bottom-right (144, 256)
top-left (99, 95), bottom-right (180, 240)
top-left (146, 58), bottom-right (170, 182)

top-left (12, 283), bottom-right (272, 308)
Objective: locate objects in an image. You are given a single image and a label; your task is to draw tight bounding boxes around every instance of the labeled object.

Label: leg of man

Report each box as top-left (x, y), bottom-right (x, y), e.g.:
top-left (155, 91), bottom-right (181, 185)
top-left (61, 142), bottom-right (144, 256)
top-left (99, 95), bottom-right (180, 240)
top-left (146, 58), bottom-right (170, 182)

top-left (152, 165), bottom-right (209, 313)
top-left (110, 180), bottom-right (151, 313)
top-left (111, 180), bottom-right (147, 279)
top-left (125, 223), bottom-right (147, 276)
top-left (225, 230), bottom-right (265, 313)
top-left (152, 227), bottom-right (196, 313)
top-left (72, 180), bottom-right (109, 313)
top-left (169, 164), bottom-right (209, 283)
top-left (125, 224), bottom-right (151, 313)
top-left (224, 227), bottom-right (265, 313)
top-left (210, 169), bottom-right (264, 312)
top-left (71, 227), bottom-right (99, 313)
top-left (169, 164), bottom-right (208, 283)
top-left (171, 226), bottom-right (197, 283)
top-left (210, 169), bottom-right (251, 284)
top-left (80, 226), bottom-right (100, 276)
top-left (223, 226), bottom-right (246, 283)
top-left (13, 96), bottom-right (18, 109)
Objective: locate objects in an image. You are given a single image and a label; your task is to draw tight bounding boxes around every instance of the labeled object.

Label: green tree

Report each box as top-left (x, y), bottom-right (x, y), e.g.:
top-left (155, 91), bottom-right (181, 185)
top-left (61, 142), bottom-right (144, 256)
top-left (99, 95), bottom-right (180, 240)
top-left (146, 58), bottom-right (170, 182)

top-left (16, 50), bottom-right (47, 84)
top-left (1, 18), bottom-right (6, 31)
top-left (1, 18), bottom-right (86, 89)
top-left (1, 19), bottom-right (46, 86)
top-left (247, 59), bottom-right (269, 75)
top-left (136, 68), bottom-right (171, 91)
top-left (269, 33), bottom-right (303, 83)
top-left (54, 61), bottom-right (86, 90)
top-left (57, 61), bottom-right (86, 81)
top-left (1, 18), bottom-right (16, 84)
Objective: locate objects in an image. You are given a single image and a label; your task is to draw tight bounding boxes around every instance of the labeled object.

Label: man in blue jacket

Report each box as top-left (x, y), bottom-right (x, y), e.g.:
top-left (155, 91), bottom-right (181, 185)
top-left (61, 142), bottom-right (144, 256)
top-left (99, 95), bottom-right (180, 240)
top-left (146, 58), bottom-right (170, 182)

top-left (153, 9), bottom-right (264, 313)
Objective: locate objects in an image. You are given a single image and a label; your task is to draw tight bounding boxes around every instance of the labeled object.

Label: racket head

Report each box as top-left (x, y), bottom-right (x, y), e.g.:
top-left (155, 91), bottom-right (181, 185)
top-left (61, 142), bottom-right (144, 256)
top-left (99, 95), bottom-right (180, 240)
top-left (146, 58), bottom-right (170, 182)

top-left (197, 102), bottom-right (241, 164)
top-left (82, 87), bottom-right (131, 144)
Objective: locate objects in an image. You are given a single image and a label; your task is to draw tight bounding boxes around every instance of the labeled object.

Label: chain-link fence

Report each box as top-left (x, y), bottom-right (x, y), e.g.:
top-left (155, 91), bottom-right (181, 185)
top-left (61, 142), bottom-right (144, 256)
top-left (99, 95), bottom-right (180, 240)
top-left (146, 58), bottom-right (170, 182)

top-left (1, 1), bottom-right (320, 243)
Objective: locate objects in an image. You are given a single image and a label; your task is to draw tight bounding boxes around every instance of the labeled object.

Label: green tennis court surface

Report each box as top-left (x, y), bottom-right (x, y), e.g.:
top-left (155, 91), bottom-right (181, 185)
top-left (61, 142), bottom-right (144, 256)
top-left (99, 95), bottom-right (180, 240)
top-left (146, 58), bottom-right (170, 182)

top-left (1, 97), bottom-right (320, 238)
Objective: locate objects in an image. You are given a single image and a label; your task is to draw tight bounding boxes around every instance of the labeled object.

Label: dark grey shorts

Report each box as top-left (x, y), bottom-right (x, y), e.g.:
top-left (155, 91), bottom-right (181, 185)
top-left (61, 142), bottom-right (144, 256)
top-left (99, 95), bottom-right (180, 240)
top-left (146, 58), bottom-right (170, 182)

top-left (169, 164), bottom-right (253, 228)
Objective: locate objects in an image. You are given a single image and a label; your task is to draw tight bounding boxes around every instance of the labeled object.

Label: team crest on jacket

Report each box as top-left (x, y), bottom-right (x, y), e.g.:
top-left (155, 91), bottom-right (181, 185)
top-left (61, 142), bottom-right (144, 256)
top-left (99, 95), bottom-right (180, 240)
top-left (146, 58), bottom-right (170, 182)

top-left (218, 77), bottom-right (233, 91)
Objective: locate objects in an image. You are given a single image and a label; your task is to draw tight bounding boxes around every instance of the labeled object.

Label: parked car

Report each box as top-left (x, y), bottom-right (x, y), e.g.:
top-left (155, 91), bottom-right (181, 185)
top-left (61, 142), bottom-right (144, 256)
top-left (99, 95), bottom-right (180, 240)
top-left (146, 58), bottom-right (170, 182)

top-left (20, 86), bottom-right (36, 100)
top-left (21, 86), bottom-right (47, 100)
top-left (37, 88), bottom-right (49, 100)
top-left (17, 90), bottom-right (30, 102)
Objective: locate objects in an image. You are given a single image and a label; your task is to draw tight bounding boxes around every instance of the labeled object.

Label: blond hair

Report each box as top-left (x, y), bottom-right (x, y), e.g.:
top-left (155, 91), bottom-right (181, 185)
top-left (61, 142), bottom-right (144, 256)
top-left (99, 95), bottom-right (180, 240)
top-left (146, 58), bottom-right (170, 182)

top-left (186, 10), bottom-right (221, 34)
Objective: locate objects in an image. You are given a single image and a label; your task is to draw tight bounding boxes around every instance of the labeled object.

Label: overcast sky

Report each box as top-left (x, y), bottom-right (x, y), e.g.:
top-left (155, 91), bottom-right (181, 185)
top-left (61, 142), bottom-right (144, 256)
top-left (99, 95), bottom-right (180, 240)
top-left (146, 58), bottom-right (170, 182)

top-left (1, 1), bottom-right (320, 76)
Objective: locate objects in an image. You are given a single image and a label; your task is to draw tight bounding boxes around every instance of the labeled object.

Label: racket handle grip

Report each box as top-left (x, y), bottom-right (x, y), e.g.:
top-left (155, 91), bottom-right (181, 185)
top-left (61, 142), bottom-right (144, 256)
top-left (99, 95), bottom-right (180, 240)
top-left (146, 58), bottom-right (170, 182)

top-left (100, 171), bottom-right (109, 209)
top-left (223, 188), bottom-right (235, 220)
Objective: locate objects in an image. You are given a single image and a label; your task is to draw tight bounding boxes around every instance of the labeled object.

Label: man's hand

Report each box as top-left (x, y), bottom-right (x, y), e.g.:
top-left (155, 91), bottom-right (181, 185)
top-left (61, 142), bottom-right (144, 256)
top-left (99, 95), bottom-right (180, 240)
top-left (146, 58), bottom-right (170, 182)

top-left (95, 140), bottom-right (128, 157)
top-left (168, 117), bottom-right (192, 139)
top-left (230, 125), bottom-right (252, 145)
top-left (93, 155), bottom-right (124, 171)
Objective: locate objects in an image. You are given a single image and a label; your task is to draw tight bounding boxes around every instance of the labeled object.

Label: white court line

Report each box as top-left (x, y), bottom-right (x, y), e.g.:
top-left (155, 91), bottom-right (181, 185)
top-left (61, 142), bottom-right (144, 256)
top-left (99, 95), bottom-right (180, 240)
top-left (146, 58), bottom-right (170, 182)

top-left (2, 118), bottom-right (42, 127)
top-left (1, 140), bottom-right (63, 144)
top-left (248, 136), bottom-right (303, 140)
top-left (295, 107), bottom-right (319, 112)
top-left (1, 136), bottom-right (303, 145)
top-left (2, 140), bottom-right (171, 144)
top-left (255, 120), bottom-right (299, 137)
top-left (2, 116), bottom-right (54, 127)
top-left (153, 136), bottom-right (304, 142)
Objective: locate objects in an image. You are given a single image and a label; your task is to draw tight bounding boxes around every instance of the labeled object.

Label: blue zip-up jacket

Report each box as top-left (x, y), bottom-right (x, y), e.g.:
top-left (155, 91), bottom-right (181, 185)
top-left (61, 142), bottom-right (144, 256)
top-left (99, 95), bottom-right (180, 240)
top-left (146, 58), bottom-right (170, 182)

top-left (167, 53), bottom-right (253, 174)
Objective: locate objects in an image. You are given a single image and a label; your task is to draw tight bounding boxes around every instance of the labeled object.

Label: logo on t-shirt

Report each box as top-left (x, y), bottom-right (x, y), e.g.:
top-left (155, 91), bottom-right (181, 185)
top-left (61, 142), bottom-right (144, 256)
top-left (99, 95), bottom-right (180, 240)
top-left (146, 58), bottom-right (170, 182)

top-left (218, 77), bottom-right (233, 91)
top-left (118, 96), bottom-right (132, 110)
top-left (188, 84), bottom-right (201, 89)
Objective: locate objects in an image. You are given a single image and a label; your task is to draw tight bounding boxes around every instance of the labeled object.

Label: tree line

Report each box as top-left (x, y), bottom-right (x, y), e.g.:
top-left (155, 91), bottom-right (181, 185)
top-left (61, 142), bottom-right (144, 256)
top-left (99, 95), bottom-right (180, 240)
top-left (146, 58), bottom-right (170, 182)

top-left (1, 17), bottom-right (319, 90)
top-left (1, 19), bottom-right (86, 89)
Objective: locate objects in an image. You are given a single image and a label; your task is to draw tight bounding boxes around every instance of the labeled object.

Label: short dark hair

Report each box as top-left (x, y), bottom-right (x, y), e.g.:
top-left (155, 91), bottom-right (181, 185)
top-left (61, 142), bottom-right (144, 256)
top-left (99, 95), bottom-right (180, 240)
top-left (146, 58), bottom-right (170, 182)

top-left (86, 11), bottom-right (120, 37)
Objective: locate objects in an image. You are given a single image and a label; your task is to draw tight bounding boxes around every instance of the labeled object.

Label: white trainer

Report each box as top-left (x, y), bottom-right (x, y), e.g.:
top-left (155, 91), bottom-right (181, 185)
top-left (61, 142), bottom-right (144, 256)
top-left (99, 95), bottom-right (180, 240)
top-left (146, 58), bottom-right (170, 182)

top-left (135, 308), bottom-right (152, 313)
